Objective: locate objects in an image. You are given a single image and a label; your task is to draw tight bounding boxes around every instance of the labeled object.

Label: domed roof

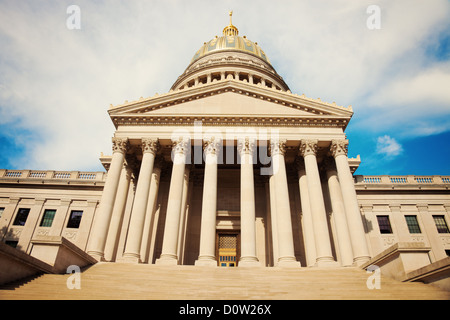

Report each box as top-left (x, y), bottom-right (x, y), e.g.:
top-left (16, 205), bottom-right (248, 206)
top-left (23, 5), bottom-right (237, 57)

top-left (191, 12), bottom-right (270, 64)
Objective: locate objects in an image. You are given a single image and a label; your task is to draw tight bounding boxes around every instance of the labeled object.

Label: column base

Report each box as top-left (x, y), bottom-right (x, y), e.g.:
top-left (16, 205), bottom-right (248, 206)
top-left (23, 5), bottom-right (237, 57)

top-left (353, 255), bottom-right (371, 266)
top-left (155, 254), bottom-right (178, 266)
top-left (315, 256), bottom-right (339, 268)
top-left (87, 250), bottom-right (105, 262)
top-left (195, 256), bottom-right (218, 267)
top-left (239, 256), bottom-right (261, 267)
top-left (121, 253), bottom-right (141, 264)
top-left (276, 257), bottom-right (301, 268)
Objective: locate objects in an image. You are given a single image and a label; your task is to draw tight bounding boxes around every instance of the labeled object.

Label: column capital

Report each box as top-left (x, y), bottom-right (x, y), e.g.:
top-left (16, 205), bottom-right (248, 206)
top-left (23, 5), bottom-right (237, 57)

top-left (142, 138), bottom-right (160, 155)
top-left (203, 136), bottom-right (222, 156)
top-left (112, 137), bottom-right (129, 154)
top-left (329, 139), bottom-right (349, 158)
top-left (172, 137), bottom-right (190, 155)
top-left (299, 139), bottom-right (318, 157)
top-left (237, 137), bottom-right (256, 155)
top-left (269, 139), bottom-right (286, 156)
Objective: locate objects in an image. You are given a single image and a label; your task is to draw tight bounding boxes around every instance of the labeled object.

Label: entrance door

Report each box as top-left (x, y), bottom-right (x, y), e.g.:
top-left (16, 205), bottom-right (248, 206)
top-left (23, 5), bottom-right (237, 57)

top-left (217, 232), bottom-right (239, 267)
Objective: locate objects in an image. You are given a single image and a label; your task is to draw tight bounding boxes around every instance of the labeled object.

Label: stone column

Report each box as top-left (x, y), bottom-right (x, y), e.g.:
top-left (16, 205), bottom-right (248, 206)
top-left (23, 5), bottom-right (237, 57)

top-left (270, 139), bottom-right (300, 267)
top-left (103, 161), bottom-right (132, 261)
top-left (195, 137), bottom-right (221, 266)
top-left (300, 139), bottom-right (335, 266)
top-left (238, 137), bottom-right (260, 267)
top-left (140, 161), bottom-right (162, 263)
top-left (156, 137), bottom-right (190, 265)
top-left (330, 139), bottom-right (370, 265)
top-left (324, 158), bottom-right (354, 266)
top-left (296, 159), bottom-right (317, 267)
top-left (268, 174), bottom-right (279, 265)
top-left (87, 137), bottom-right (128, 261)
top-left (123, 138), bottom-right (159, 263)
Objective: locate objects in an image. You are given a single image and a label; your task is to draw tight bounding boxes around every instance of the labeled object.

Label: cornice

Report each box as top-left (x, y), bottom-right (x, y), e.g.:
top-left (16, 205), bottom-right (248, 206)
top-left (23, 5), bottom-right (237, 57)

top-left (109, 80), bottom-right (353, 122)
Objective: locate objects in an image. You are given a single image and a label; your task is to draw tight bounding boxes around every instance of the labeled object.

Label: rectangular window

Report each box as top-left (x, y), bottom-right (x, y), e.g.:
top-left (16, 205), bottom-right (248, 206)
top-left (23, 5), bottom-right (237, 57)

top-left (40, 209), bottom-right (56, 227)
top-left (376, 215), bottom-right (393, 234)
top-left (67, 210), bottom-right (83, 228)
top-left (405, 215), bottom-right (421, 234)
top-left (13, 208), bottom-right (30, 226)
top-left (5, 240), bottom-right (18, 248)
top-left (0, 207), bottom-right (4, 218)
top-left (433, 215), bottom-right (450, 233)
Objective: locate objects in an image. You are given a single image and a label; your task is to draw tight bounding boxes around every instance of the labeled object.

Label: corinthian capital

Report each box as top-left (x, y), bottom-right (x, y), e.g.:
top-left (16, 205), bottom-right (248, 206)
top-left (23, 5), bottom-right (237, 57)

top-left (330, 139), bottom-right (348, 158)
top-left (299, 139), bottom-right (318, 157)
top-left (203, 136), bottom-right (222, 156)
top-left (237, 137), bottom-right (256, 155)
top-left (269, 139), bottom-right (286, 156)
top-left (172, 137), bottom-right (190, 155)
top-left (142, 138), bottom-right (160, 155)
top-left (112, 137), bottom-right (129, 154)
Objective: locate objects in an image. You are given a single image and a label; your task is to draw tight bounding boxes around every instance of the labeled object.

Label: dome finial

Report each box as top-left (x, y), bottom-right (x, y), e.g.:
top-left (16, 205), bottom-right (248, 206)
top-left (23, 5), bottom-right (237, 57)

top-left (223, 11), bottom-right (238, 36)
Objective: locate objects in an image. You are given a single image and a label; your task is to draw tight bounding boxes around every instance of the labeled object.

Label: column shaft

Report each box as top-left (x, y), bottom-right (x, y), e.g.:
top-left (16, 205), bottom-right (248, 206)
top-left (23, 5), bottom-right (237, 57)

top-left (123, 138), bottom-right (159, 263)
top-left (87, 138), bottom-right (128, 261)
top-left (331, 140), bottom-right (370, 265)
top-left (238, 138), bottom-right (260, 267)
top-left (297, 160), bottom-right (317, 267)
top-left (156, 138), bottom-right (189, 265)
top-left (196, 137), bottom-right (220, 266)
top-left (300, 139), bottom-right (335, 266)
top-left (104, 163), bottom-right (131, 261)
top-left (325, 162), bottom-right (354, 266)
top-left (140, 165), bottom-right (162, 263)
top-left (271, 139), bottom-right (300, 267)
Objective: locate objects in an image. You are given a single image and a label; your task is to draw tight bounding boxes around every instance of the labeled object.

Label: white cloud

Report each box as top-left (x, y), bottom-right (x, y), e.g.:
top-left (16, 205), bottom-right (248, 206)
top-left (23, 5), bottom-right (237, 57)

top-left (376, 135), bottom-right (403, 157)
top-left (0, 0), bottom-right (449, 171)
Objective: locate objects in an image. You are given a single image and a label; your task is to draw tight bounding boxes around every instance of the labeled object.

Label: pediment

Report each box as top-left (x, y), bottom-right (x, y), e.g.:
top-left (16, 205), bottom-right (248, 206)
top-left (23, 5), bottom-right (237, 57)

top-left (108, 80), bottom-right (353, 128)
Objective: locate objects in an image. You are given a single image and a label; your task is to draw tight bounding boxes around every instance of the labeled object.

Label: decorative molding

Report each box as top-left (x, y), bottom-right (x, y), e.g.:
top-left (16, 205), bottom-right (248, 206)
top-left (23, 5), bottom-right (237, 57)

top-left (172, 137), bottom-right (190, 155)
top-left (330, 139), bottom-right (349, 157)
top-left (299, 139), bottom-right (318, 157)
top-left (203, 136), bottom-right (222, 155)
top-left (141, 138), bottom-right (160, 155)
top-left (269, 139), bottom-right (286, 156)
top-left (112, 137), bottom-right (129, 154)
top-left (237, 137), bottom-right (256, 155)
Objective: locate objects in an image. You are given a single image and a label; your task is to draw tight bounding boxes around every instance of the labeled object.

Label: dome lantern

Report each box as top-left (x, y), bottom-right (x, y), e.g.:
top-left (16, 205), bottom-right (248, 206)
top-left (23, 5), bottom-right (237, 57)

top-left (222, 11), bottom-right (239, 36)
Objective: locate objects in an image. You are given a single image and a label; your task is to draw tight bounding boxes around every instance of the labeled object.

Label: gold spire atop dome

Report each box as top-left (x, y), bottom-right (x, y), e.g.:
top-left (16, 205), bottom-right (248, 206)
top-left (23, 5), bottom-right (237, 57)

top-left (223, 11), bottom-right (239, 36)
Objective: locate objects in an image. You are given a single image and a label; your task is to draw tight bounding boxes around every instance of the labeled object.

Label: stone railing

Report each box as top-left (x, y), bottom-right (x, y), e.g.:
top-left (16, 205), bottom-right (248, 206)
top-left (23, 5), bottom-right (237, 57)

top-left (354, 175), bottom-right (450, 187)
top-left (0, 169), bottom-right (106, 183)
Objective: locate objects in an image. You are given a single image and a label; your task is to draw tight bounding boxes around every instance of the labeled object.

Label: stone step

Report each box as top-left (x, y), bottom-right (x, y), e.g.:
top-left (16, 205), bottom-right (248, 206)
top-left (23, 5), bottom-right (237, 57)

top-left (1, 262), bottom-right (448, 300)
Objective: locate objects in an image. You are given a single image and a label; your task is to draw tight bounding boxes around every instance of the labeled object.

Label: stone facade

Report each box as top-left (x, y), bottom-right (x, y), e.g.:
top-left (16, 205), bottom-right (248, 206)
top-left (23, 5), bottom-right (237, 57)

top-left (0, 18), bottom-right (449, 272)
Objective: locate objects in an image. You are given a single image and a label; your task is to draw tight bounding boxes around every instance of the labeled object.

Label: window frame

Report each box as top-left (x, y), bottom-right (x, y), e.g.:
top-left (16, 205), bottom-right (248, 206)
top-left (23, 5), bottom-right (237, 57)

top-left (66, 210), bottom-right (83, 229)
top-left (433, 215), bottom-right (450, 234)
top-left (405, 215), bottom-right (421, 234)
top-left (40, 209), bottom-right (56, 227)
top-left (13, 208), bottom-right (31, 226)
top-left (376, 215), bottom-right (393, 234)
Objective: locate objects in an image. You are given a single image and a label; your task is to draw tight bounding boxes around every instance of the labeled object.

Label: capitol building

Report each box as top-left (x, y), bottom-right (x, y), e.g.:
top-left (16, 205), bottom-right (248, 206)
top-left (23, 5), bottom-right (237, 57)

top-left (0, 14), bottom-right (449, 300)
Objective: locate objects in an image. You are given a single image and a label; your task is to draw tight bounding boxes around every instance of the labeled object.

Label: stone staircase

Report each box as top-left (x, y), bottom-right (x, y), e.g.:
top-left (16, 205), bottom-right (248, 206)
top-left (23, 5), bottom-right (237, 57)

top-left (0, 262), bottom-right (449, 300)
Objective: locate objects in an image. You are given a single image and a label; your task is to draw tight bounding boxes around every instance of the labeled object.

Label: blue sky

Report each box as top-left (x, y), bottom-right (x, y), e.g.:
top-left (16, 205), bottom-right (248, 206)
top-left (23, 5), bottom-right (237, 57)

top-left (0, 0), bottom-right (449, 175)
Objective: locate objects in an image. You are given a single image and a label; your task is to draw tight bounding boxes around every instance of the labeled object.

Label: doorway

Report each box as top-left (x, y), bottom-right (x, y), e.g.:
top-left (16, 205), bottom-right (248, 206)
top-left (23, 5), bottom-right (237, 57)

top-left (216, 232), bottom-right (240, 267)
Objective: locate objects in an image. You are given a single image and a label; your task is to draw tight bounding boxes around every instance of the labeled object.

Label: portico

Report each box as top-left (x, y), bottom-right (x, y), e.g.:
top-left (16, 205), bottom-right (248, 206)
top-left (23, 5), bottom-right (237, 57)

top-left (86, 16), bottom-right (371, 268)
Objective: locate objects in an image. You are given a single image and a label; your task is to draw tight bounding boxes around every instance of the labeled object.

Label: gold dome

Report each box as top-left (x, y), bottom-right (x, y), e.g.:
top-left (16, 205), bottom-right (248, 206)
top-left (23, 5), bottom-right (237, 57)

top-left (191, 12), bottom-right (270, 64)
